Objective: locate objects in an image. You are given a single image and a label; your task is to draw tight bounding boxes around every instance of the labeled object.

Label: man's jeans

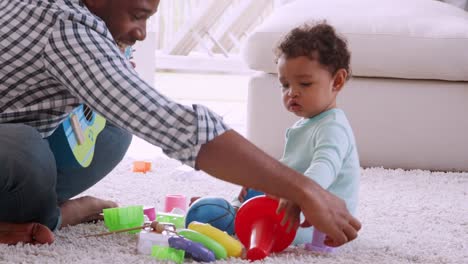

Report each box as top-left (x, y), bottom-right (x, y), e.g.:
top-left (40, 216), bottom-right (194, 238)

top-left (0, 123), bottom-right (132, 230)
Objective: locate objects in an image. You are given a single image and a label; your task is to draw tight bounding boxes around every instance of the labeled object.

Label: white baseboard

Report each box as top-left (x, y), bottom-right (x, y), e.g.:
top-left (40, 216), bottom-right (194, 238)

top-left (155, 52), bottom-right (254, 74)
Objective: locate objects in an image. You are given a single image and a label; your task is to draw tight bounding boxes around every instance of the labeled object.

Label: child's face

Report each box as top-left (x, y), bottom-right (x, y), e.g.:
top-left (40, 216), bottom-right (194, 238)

top-left (277, 55), bottom-right (344, 118)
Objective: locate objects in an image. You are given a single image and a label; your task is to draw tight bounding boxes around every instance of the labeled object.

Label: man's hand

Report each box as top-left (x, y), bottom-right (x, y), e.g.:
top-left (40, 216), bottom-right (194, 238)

top-left (299, 188), bottom-right (361, 247)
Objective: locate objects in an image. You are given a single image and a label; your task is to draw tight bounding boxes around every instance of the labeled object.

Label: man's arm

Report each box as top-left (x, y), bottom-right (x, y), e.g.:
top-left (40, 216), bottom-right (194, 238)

top-left (195, 130), bottom-right (361, 247)
top-left (43, 20), bottom-right (228, 167)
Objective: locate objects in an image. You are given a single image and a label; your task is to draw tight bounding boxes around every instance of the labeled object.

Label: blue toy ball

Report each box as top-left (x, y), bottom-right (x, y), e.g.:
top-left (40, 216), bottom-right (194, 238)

top-left (244, 189), bottom-right (264, 201)
top-left (185, 197), bottom-right (236, 235)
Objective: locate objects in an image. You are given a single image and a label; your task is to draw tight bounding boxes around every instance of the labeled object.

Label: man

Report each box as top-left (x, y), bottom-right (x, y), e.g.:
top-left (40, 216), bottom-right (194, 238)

top-left (0, 0), bottom-right (361, 247)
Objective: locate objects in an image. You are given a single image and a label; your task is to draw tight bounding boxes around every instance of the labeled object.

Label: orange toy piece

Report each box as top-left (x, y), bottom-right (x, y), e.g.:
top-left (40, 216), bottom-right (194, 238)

top-left (133, 161), bottom-right (152, 173)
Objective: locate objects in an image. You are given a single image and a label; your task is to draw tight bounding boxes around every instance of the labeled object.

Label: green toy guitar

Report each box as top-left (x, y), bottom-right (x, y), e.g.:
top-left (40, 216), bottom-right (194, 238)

top-left (46, 103), bottom-right (106, 168)
top-left (62, 104), bottom-right (106, 167)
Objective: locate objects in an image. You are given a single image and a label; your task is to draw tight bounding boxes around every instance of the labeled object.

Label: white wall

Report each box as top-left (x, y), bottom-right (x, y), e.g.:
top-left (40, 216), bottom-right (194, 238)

top-left (132, 32), bottom-right (157, 86)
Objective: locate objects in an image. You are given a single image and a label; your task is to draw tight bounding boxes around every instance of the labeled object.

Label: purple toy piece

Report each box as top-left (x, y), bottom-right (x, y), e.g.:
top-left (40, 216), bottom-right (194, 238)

top-left (304, 229), bottom-right (336, 253)
top-left (168, 236), bottom-right (216, 262)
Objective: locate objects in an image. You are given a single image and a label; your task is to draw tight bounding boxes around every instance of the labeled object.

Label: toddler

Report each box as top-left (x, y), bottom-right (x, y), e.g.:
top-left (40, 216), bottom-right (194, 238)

top-left (238, 21), bottom-right (360, 249)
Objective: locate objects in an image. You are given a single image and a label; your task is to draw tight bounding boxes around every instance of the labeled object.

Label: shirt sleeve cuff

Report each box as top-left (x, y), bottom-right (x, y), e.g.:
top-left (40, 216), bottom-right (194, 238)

top-left (165, 104), bottom-right (230, 168)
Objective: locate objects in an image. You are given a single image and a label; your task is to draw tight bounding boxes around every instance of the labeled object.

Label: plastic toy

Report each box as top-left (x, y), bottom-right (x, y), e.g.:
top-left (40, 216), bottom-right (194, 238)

top-left (178, 229), bottom-right (227, 260)
top-left (151, 245), bottom-right (185, 264)
top-left (244, 189), bottom-right (264, 201)
top-left (188, 221), bottom-right (242, 258)
top-left (143, 206), bottom-right (156, 221)
top-left (165, 194), bottom-right (187, 213)
top-left (50, 104), bottom-right (106, 168)
top-left (305, 229), bottom-right (335, 253)
top-left (235, 196), bottom-right (297, 261)
top-left (185, 197), bottom-right (236, 235)
top-left (156, 212), bottom-right (185, 229)
top-left (133, 161), bottom-right (151, 173)
top-left (168, 236), bottom-right (216, 262)
top-left (137, 231), bottom-right (169, 255)
top-left (103, 205), bottom-right (144, 234)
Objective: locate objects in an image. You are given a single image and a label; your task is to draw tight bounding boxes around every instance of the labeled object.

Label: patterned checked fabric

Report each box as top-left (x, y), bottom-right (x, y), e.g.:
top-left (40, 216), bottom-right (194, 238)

top-left (0, 0), bottom-right (229, 166)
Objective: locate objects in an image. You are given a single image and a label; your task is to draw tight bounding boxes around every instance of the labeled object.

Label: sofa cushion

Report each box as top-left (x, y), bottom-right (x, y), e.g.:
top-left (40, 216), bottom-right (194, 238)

top-left (242, 0), bottom-right (468, 81)
top-left (439, 0), bottom-right (468, 11)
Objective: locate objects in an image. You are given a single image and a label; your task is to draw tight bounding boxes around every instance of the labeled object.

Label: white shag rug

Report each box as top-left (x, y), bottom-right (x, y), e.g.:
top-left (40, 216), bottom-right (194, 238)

top-left (1, 156), bottom-right (467, 264)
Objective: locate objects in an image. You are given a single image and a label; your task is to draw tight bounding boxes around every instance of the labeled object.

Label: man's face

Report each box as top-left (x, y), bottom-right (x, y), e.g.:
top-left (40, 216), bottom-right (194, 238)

top-left (84, 0), bottom-right (160, 50)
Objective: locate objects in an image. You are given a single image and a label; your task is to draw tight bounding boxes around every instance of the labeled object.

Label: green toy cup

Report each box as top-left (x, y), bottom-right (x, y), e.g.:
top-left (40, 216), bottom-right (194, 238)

top-left (156, 212), bottom-right (185, 229)
top-left (151, 245), bottom-right (185, 264)
top-left (103, 205), bottom-right (144, 234)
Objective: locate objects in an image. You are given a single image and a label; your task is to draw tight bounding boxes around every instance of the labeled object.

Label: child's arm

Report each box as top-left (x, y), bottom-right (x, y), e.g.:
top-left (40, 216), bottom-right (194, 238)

top-left (304, 123), bottom-right (351, 189)
top-left (277, 123), bottom-right (352, 229)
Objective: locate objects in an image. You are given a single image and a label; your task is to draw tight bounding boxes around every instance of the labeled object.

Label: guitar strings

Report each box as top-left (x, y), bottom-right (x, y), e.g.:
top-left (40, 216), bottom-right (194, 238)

top-left (83, 105), bottom-right (94, 121)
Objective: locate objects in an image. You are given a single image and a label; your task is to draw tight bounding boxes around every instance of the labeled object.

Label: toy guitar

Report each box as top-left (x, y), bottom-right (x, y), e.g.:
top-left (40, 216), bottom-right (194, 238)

top-left (46, 103), bottom-right (105, 168)
top-left (61, 104), bottom-right (106, 167)
top-left (48, 46), bottom-right (134, 168)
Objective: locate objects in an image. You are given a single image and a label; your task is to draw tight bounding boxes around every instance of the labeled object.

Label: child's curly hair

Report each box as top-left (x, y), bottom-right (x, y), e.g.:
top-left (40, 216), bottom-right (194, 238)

top-left (275, 21), bottom-right (351, 80)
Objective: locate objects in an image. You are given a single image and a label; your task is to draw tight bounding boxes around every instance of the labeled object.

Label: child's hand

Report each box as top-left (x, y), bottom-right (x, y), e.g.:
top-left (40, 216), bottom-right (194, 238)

top-left (276, 198), bottom-right (301, 233)
top-left (300, 219), bottom-right (311, 227)
top-left (189, 197), bottom-right (201, 207)
top-left (237, 187), bottom-right (248, 203)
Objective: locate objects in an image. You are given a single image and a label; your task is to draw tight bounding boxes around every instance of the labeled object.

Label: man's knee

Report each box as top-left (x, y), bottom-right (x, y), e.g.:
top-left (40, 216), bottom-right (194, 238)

top-left (52, 123), bottom-right (131, 202)
top-left (0, 124), bottom-right (56, 192)
top-left (101, 123), bottom-right (132, 164)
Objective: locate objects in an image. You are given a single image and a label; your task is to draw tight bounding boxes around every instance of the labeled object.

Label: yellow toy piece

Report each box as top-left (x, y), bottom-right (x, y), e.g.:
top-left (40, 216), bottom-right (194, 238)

top-left (177, 229), bottom-right (227, 260)
top-left (188, 221), bottom-right (243, 258)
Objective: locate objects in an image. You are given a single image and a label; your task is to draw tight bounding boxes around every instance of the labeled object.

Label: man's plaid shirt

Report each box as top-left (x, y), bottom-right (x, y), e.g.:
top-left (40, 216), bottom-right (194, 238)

top-left (0, 0), bottom-right (229, 166)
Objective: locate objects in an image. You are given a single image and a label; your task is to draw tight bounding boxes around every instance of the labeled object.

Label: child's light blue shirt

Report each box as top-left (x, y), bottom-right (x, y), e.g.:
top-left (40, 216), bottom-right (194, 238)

top-left (280, 108), bottom-right (360, 245)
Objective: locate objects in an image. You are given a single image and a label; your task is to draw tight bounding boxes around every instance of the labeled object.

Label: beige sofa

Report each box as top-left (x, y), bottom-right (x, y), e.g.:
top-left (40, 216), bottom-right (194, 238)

top-left (242, 0), bottom-right (468, 171)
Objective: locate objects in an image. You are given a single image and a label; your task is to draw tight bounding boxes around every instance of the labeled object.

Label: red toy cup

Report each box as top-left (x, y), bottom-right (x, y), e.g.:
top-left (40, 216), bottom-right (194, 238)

top-left (235, 196), bottom-right (297, 261)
